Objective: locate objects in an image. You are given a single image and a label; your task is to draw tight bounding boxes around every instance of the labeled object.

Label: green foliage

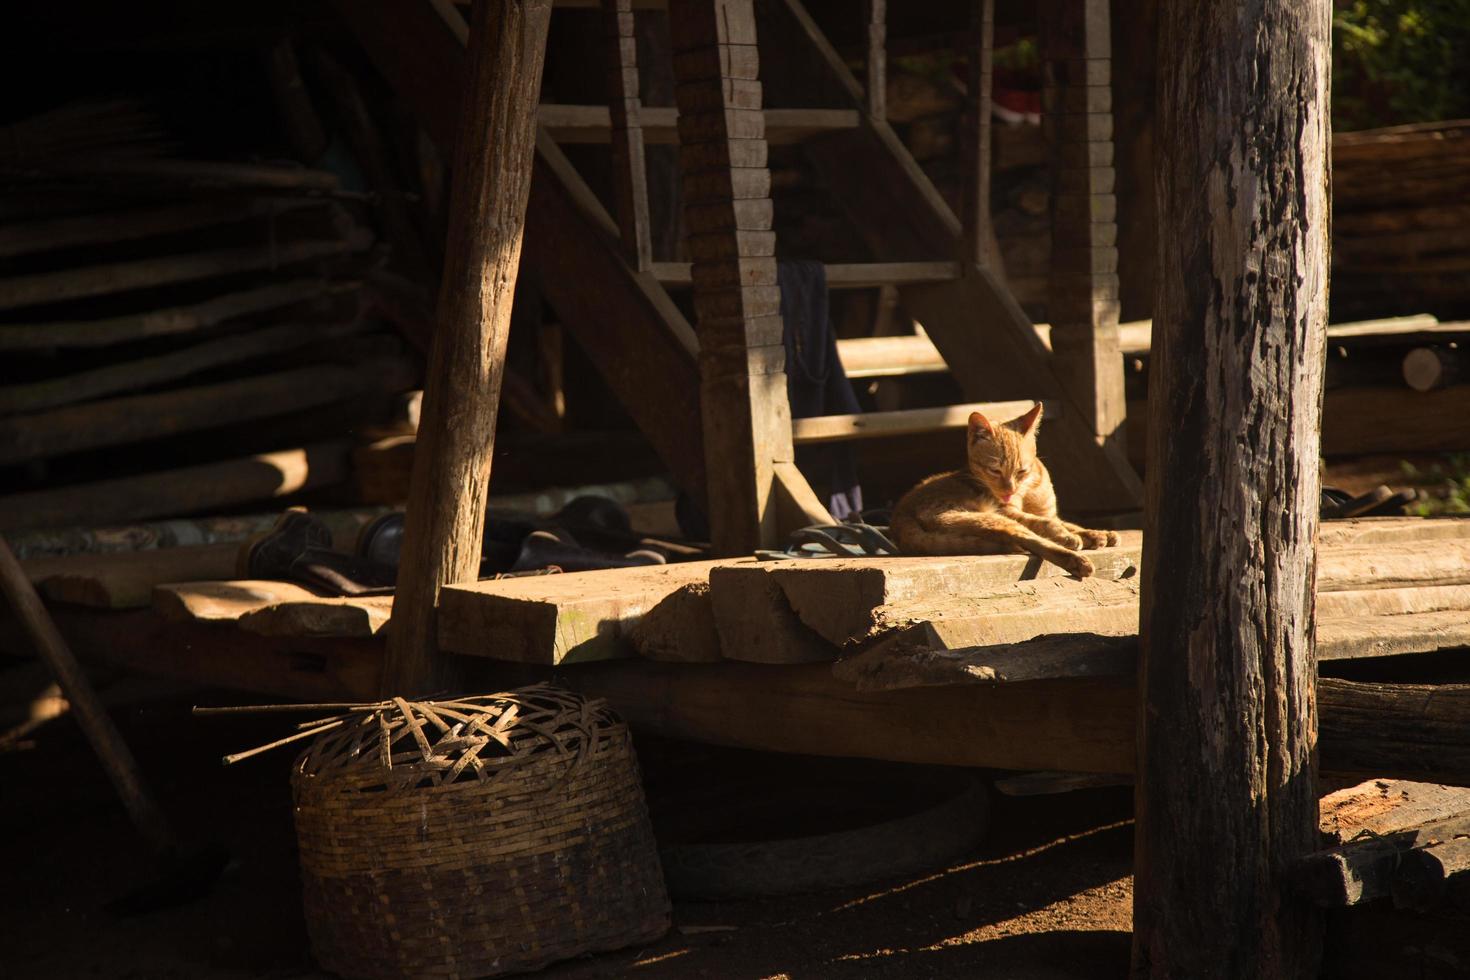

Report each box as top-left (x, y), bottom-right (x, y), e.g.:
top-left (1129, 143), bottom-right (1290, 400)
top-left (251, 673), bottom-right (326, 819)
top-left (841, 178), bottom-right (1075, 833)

top-left (1333, 0), bottom-right (1470, 131)
top-left (1400, 454), bottom-right (1470, 515)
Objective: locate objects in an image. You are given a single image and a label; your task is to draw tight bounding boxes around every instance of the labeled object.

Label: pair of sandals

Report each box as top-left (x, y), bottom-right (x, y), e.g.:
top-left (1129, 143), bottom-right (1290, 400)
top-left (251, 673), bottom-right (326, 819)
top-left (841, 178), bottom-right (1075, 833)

top-left (756, 522), bottom-right (899, 561)
top-left (238, 497), bottom-right (669, 597)
top-left (1321, 485), bottom-right (1416, 519)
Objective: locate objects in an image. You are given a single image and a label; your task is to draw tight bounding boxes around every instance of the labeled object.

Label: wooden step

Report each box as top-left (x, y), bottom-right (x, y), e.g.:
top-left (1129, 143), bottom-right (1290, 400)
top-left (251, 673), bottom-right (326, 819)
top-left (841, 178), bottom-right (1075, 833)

top-left (837, 334), bottom-right (948, 377)
top-left (654, 261), bottom-right (959, 291)
top-left (791, 399), bottom-right (1053, 445)
top-left (540, 104), bottom-right (859, 145)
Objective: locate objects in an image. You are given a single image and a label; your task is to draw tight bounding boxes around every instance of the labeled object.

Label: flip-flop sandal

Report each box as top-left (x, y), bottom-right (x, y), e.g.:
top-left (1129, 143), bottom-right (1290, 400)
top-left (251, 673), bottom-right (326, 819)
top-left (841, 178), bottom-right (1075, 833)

top-left (757, 523), bottom-right (900, 560)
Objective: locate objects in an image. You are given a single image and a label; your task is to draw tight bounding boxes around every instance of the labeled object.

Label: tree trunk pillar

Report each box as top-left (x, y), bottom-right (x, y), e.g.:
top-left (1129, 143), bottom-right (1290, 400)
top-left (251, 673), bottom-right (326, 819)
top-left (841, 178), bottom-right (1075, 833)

top-left (1132, 1), bottom-right (1331, 977)
top-left (381, 0), bottom-right (552, 696)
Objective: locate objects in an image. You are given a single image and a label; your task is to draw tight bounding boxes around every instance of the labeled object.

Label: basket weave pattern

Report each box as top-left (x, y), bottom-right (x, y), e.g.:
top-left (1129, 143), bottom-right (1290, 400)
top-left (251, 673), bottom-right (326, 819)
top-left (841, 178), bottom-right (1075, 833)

top-left (291, 684), bottom-right (670, 979)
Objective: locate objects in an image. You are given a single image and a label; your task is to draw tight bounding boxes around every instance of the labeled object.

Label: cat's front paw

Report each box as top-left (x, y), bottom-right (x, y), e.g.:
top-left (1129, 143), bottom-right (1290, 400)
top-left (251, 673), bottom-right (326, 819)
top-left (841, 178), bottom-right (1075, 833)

top-left (1045, 523), bottom-right (1085, 550)
top-left (1056, 551), bottom-right (1095, 578)
top-left (1078, 528), bottom-right (1119, 550)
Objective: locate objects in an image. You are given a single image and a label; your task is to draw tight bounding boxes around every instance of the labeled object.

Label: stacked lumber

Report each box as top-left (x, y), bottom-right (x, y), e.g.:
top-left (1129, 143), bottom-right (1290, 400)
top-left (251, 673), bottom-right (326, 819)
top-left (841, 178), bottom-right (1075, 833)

top-left (1334, 121), bottom-right (1470, 321)
top-left (0, 93), bottom-right (422, 535)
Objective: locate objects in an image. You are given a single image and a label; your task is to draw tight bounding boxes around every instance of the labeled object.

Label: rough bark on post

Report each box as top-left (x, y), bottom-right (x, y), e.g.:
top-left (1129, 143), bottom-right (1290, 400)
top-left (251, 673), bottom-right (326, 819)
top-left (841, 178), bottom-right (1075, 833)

top-left (382, 0), bottom-right (552, 696)
top-left (1133, 1), bottom-right (1331, 977)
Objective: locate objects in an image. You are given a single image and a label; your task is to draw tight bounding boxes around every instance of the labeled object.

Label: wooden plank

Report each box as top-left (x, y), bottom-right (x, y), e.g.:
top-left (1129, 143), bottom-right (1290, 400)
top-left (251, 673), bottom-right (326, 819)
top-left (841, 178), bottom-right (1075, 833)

top-left (836, 334), bottom-right (948, 377)
top-left (0, 321), bottom-right (364, 414)
top-left (708, 538), bottom-right (1144, 662)
top-left (0, 358), bottom-right (415, 465)
top-left (23, 544), bottom-right (239, 610)
top-left (438, 559), bottom-right (746, 664)
top-left (654, 261), bottom-right (958, 289)
top-left (538, 104), bottom-right (858, 143)
top-left (0, 233), bottom-right (369, 312)
top-left (382, 0), bottom-right (553, 696)
top-left (0, 442), bottom-right (351, 534)
top-left (0, 280), bottom-right (340, 351)
top-left (791, 399), bottom-right (1050, 445)
top-left (865, 0), bottom-right (886, 120)
top-left (961, 0), bottom-right (994, 268)
top-left (154, 581), bottom-right (392, 638)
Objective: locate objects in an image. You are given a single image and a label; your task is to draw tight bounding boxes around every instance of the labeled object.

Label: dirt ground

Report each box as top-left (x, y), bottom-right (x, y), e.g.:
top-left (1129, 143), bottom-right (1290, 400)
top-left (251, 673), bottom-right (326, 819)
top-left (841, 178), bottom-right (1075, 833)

top-left (2, 680), bottom-right (1135, 980)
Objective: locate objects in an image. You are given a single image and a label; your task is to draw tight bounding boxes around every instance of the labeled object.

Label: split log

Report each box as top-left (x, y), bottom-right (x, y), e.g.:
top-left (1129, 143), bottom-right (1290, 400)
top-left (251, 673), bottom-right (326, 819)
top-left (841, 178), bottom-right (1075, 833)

top-left (154, 581), bottom-right (392, 638)
top-left (0, 232), bottom-right (370, 312)
top-left (0, 279), bottom-right (344, 351)
top-left (0, 321), bottom-right (366, 414)
top-left (0, 442), bottom-right (351, 533)
top-left (438, 559), bottom-right (746, 665)
top-left (0, 357), bottom-right (416, 464)
top-left (23, 543), bottom-right (238, 610)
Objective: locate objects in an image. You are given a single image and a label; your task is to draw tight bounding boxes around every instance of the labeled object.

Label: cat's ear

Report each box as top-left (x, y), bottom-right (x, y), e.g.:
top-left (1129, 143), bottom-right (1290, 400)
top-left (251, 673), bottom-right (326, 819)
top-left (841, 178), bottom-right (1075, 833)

top-left (1012, 401), bottom-right (1043, 438)
top-left (968, 411), bottom-right (995, 443)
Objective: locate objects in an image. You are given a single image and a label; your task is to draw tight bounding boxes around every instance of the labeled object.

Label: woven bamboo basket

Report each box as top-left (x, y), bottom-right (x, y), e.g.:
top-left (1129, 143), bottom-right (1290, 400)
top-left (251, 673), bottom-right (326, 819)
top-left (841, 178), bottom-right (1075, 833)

top-left (290, 684), bottom-right (670, 979)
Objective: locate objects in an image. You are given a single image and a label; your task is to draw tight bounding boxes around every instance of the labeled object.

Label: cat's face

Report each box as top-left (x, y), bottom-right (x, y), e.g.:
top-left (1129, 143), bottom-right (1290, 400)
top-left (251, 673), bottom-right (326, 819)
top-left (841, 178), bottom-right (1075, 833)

top-left (966, 403), bottom-right (1043, 505)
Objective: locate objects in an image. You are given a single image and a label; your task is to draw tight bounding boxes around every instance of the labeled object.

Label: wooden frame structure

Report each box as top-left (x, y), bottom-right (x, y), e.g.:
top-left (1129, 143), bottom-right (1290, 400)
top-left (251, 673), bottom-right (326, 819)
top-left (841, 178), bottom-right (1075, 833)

top-left (326, 0), bottom-right (1141, 688)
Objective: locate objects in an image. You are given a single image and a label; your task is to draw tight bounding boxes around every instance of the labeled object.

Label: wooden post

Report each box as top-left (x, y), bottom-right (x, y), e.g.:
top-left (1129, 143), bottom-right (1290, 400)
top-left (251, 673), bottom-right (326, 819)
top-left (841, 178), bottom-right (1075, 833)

top-left (1041, 0), bottom-right (1126, 450)
top-left (669, 0), bottom-right (814, 555)
top-left (1133, 0), bottom-right (1331, 975)
top-left (603, 0), bottom-right (653, 271)
top-left (864, 0), bottom-right (886, 120)
top-left (962, 0), bottom-right (994, 269)
top-left (382, 0), bottom-right (552, 696)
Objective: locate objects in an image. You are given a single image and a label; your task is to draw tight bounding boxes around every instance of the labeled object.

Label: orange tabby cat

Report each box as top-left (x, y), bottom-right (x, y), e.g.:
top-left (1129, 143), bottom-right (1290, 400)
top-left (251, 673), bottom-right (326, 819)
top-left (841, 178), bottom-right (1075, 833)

top-left (889, 402), bottom-right (1118, 577)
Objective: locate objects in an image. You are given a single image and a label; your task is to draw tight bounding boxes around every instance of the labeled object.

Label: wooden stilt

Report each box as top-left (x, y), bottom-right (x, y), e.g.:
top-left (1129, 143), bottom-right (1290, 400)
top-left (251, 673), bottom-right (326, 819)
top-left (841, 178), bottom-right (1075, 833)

top-left (668, 0), bottom-right (826, 554)
top-left (1041, 0), bottom-right (1126, 452)
top-left (603, 0), bottom-right (653, 271)
top-left (962, 0), bottom-right (994, 270)
top-left (381, 0), bottom-right (552, 696)
top-left (1133, 0), bottom-right (1331, 975)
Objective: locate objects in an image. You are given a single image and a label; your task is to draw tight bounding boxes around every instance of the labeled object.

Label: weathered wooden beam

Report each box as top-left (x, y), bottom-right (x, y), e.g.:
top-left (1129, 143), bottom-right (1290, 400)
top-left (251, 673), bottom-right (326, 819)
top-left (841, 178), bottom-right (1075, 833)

top-left (381, 0), bottom-right (552, 697)
top-left (0, 443), bottom-right (351, 534)
top-left (155, 581), bottom-right (392, 638)
top-left (1135, 0), bottom-right (1332, 974)
top-left (438, 559), bottom-right (745, 664)
top-left (561, 658), bottom-right (1138, 774)
top-left (864, 0), bottom-right (886, 120)
top-left (1295, 812), bottom-right (1470, 909)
